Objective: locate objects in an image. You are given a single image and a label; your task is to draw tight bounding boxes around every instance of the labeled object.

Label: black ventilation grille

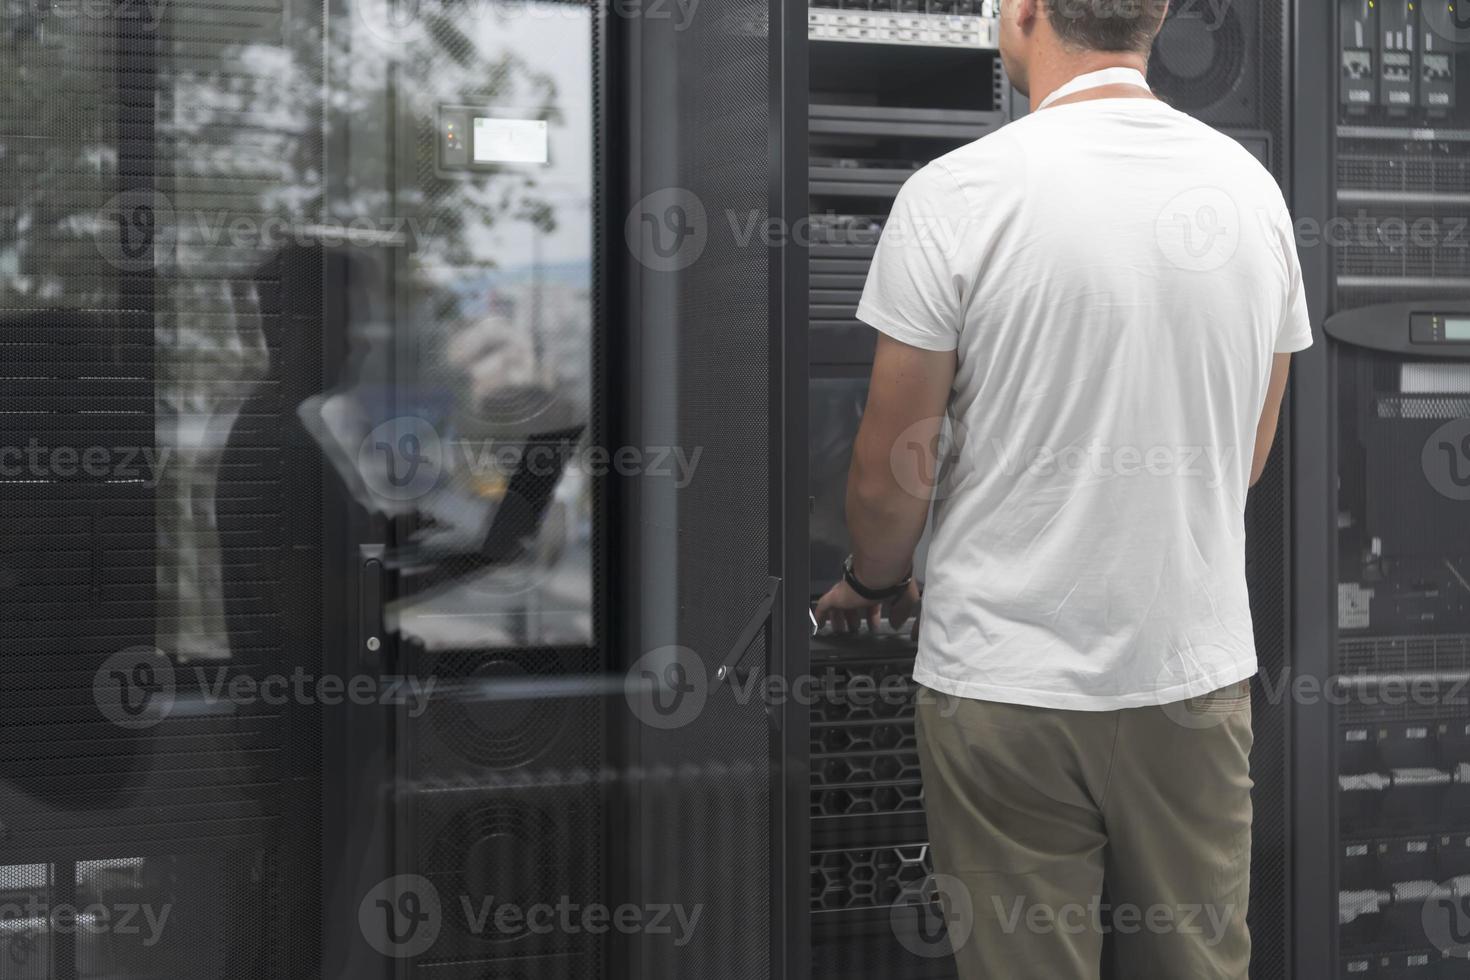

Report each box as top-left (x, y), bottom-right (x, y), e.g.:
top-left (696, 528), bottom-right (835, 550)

top-left (1149, 2), bottom-right (1250, 116)
top-left (1333, 136), bottom-right (1470, 307)
top-left (414, 784), bottom-right (603, 967)
top-left (1341, 634), bottom-right (1470, 675)
top-left (811, 842), bottom-right (935, 914)
top-left (809, 647), bottom-right (926, 823)
top-left (416, 647), bottom-right (604, 775)
top-left (1148, 0), bottom-right (1287, 177)
top-left (1338, 152), bottom-right (1470, 195)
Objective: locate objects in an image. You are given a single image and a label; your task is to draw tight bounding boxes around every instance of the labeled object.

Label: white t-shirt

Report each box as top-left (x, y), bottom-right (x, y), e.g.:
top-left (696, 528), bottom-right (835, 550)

top-left (856, 97), bottom-right (1314, 710)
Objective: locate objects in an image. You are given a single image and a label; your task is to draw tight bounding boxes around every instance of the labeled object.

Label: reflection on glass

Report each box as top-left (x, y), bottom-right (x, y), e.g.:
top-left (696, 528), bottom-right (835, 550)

top-left (306, 0), bottom-right (597, 650)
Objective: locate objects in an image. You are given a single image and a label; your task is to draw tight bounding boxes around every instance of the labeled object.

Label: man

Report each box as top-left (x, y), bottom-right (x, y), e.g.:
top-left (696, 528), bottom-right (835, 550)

top-left (813, 1), bottom-right (1312, 977)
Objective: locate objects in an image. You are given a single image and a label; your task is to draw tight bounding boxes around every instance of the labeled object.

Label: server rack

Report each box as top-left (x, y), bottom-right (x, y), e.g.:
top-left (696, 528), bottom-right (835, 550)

top-left (1294, 5), bottom-right (1470, 978)
top-left (798, 2), bottom-right (1297, 977)
top-left (802, 8), bottom-right (1007, 977)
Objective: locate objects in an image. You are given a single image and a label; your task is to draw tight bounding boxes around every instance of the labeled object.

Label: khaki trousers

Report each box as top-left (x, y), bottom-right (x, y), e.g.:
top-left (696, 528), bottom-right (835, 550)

top-left (913, 681), bottom-right (1254, 980)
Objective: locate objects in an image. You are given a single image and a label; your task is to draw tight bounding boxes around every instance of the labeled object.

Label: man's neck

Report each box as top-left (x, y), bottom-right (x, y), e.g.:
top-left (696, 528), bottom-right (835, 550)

top-left (1028, 51), bottom-right (1153, 113)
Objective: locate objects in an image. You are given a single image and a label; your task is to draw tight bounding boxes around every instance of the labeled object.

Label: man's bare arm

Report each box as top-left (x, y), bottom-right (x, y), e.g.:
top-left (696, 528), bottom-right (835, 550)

top-left (848, 333), bottom-right (958, 582)
top-left (1251, 353), bottom-right (1292, 488)
top-left (814, 333), bottom-right (957, 633)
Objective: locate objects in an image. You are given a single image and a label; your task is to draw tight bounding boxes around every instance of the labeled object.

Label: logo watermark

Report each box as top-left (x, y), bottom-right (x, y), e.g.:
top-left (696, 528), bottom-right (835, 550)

top-left (93, 649), bottom-right (438, 729)
top-left (94, 647), bottom-right (176, 730)
top-left (0, 898), bottom-right (172, 958)
top-left (891, 873), bottom-right (975, 959)
top-left (359, 875), bottom-right (442, 960)
top-left (625, 188), bottom-right (708, 272)
top-left (1156, 186), bottom-right (1241, 273)
top-left (95, 191), bottom-right (434, 270)
top-left (0, 441), bottom-right (173, 486)
top-left (359, 875), bottom-right (702, 959)
top-left (623, 649), bottom-right (957, 731)
top-left (1421, 0), bottom-right (1470, 43)
top-left (358, 417), bottom-right (701, 506)
top-left (1422, 877), bottom-right (1470, 957)
top-left (993, 895), bottom-right (1238, 943)
top-left (1424, 418), bottom-right (1470, 502)
top-left (987, 437), bottom-right (1241, 490)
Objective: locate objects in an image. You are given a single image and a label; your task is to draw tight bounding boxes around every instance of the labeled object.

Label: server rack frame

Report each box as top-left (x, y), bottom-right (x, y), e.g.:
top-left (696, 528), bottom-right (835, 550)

top-left (1292, 4), bottom-right (1357, 977)
top-left (775, 0), bottom-right (814, 977)
top-left (615, 0), bottom-right (807, 973)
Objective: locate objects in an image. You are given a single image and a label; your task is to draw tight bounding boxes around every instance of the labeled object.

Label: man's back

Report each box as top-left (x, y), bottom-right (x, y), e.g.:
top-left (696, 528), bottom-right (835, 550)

top-left (856, 98), bottom-right (1313, 708)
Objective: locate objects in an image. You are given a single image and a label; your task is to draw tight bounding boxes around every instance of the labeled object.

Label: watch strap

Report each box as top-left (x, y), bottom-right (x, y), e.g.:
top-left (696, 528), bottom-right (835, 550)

top-left (843, 555), bottom-right (912, 602)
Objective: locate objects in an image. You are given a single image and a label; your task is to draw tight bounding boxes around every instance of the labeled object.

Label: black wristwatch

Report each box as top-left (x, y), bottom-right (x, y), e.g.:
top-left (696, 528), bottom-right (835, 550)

top-left (843, 555), bottom-right (912, 602)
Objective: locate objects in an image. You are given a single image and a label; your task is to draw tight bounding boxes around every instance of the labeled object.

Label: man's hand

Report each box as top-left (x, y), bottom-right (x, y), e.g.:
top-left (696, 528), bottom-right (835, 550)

top-left (814, 578), bottom-right (922, 639)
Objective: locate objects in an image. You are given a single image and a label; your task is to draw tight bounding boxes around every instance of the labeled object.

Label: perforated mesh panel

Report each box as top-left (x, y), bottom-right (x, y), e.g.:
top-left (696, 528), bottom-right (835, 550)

top-left (1149, 0), bottom-right (1289, 177)
top-left (625, 0), bottom-right (777, 973)
top-left (1333, 135), bottom-right (1470, 309)
top-left (810, 843), bottom-right (933, 913)
top-left (0, 0), bottom-right (324, 974)
top-left (1246, 435), bottom-right (1291, 980)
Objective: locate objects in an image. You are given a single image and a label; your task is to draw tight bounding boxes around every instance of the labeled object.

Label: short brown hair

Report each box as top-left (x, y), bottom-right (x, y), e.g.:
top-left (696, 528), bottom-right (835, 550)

top-left (1045, 0), bottom-right (1169, 52)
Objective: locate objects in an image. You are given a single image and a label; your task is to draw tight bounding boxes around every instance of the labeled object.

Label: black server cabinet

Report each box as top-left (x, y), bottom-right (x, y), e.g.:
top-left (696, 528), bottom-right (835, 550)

top-left (615, 0), bottom-right (809, 975)
top-left (803, 10), bottom-right (1007, 978)
top-left (1, 0), bottom-right (328, 975)
top-left (0, 0), bottom-right (726, 977)
top-left (1296, 4), bottom-right (1470, 978)
top-left (797, 2), bottom-right (1296, 978)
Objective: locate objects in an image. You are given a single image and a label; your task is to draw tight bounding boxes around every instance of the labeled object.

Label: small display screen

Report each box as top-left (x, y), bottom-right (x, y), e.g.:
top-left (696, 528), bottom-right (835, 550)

top-left (1446, 317), bottom-right (1470, 341)
top-left (473, 117), bottom-right (549, 164)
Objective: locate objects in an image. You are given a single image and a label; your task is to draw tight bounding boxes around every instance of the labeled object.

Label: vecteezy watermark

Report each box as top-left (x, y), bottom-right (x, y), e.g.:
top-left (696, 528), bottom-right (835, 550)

top-left (95, 190), bottom-right (179, 274)
top-left (0, 898), bottom-right (173, 959)
top-left (623, 649), bottom-right (958, 731)
top-left (94, 647), bottom-right (177, 730)
top-left (891, 873), bottom-right (975, 959)
top-left (95, 190), bottom-right (435, 270)
top-left (986, 438), bottom-right (1241, 490)
top-left (359, 418), bottom-right (446, 503)
top-left (1421, 0), bottom-right (1470, 43)
top-left (625, 188), bottom-right (708, 273)
top-left (624, 190), bottom-right (980, 271)
top-left (0, 441), bottom-right (173, 486)
top-left (188, 667), bottom-right (436, 717)
top-left (93, 649), bottom-right (437, 729)
top-left (457, 896), bottom-right (702, 946)
top-left (993, 895), bottom-right (1239, 944)
top-left (889, 417), bottom-right (968, 502)
top-left (624, 646), bottom-right (708, 731)
top-left (1294, 212), bottom-right (1470, 252)
top-left (359, 875), bottom-right (443, 960)
top-left (1423, 418), bottom-right (1470, 502)
top-left (887, 423), bottom-right (1242, 504)
top-left (1156, 186), bottom-right (1242, 273)
top-left (357, 417), bottom-right (702, 505)
top-left (1421, 877), bottom-right (1470, 957)
top-left (359, 876), bottom-right (702, 959)
top-left (1153, 649), bottom-right (1253, 731)
top-left (1154, 666), bottom-right (1470, 728)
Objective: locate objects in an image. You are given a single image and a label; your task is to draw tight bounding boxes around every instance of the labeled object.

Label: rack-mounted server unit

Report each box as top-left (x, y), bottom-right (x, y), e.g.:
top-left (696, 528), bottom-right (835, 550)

top-left (1291, 5), bottom-right (1470, 978)
top-left (803, 10), bottom-right (1007, 977)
